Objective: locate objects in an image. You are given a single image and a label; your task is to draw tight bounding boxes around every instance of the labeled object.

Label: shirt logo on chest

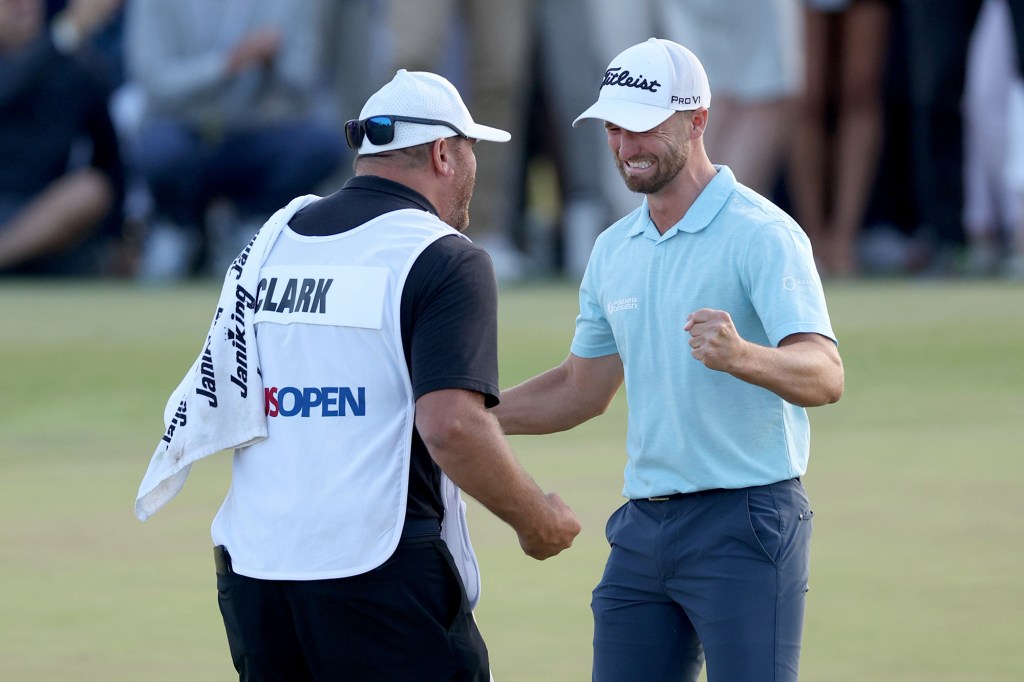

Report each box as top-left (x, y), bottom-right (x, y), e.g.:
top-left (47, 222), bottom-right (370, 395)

top-left (607, 297), bottom-right (639, 316)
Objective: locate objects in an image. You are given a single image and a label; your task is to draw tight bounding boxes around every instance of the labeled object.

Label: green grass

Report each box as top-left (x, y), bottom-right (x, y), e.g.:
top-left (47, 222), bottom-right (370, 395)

top-left (1, 278), bottom-right (1023, 681)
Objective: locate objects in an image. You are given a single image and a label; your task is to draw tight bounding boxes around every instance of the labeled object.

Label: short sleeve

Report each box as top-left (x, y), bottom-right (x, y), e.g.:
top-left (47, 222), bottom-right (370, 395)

top-left (405, 236), bottom-right (500, 406)
top-left (570, 255), bottom-right (619, 358)
top-left (743, 220), bottom-right (837, 347)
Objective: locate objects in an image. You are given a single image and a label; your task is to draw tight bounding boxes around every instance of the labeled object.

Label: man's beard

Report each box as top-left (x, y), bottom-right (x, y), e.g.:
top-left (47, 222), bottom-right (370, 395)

top-left (445, 164), bottom-right (476, 231)
top-left (614, 137), bottom-right (690, 195)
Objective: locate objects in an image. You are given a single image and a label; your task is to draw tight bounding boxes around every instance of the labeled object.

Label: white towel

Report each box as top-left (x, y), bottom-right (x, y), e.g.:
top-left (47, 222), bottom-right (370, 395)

top-left (135, 195), bottom-right (319, 521)
top-left (441, 473), bottom-right (482, 609)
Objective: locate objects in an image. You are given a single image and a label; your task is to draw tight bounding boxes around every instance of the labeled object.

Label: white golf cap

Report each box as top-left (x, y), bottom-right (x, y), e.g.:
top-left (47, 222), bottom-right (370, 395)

top-left (355, 69), bottom-right (511, 155)
top-left (573, 38), bottom-right (711, 132)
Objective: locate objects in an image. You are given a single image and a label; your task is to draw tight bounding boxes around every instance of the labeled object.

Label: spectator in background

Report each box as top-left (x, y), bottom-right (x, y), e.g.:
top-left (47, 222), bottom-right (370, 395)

top-left (963, 0), bottom-right (1024, 278)
top-left (0, 0), bottom-right (124, 276)
top-left (662, 0), bottom-right (805, 198)
top-left (582, 1), bottom-right (682, 226)
top-left (903, 0), bottom-right (1024, 274)
top-left (45, 0), bottom-right (124, 85)
top-left (531, 0), bottom-right (701, 279)
top-left (531, 0), bottom-right (662, 278)
top-left (787, 0), bottom-right (893, 277)
top-left (125, 0), bottom-right (343, 280)
top-left (318, 0), bottom-right (391, 185)
top-left (388, 0), bottom-right (534, 280)
top-left (1004, 61), bottom-right (1024, 279)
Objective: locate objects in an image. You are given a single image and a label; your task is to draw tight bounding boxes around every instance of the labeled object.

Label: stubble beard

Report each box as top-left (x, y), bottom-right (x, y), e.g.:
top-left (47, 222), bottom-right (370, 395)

top-left (615, 137), bottom-right (690, 195)
top-left (445, 164), bottom-right (476, 232)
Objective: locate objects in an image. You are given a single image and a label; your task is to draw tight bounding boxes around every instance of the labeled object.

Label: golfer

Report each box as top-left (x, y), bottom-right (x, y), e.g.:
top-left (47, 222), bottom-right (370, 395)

top-left (493, 38), bottom-right (844, 681)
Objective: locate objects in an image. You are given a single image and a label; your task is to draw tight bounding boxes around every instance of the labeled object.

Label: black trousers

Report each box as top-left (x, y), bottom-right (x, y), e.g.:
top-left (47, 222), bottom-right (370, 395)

top-left (216, 538), bottom-right (490, 681)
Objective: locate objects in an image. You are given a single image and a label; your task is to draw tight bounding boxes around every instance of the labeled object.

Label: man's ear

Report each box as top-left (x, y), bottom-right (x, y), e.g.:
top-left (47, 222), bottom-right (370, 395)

top-left (691, 108), bottom-right (709, 137)
top-left (430, 138), bottom-right (455, 177)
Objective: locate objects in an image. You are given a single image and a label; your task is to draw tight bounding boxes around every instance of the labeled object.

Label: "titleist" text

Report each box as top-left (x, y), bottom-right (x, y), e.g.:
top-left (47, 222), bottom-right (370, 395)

top-left (602, 67), bottom-right (661, 93)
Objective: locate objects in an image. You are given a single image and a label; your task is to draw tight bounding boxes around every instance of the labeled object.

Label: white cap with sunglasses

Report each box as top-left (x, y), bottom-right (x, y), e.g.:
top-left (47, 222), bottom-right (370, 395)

top-left (347, 70), bottom-right (511, 155)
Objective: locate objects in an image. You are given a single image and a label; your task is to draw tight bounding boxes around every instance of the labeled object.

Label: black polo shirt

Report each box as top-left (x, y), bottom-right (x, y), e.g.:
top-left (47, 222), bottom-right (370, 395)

top-left (289, 176), bottom-right (500, 520)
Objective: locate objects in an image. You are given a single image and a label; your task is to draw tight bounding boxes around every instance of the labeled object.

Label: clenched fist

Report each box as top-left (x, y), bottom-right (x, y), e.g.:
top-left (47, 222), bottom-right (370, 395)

top-left (684, 308), bottom-right (747, 372)
top-left (517, 492), bottom-right (581, 560)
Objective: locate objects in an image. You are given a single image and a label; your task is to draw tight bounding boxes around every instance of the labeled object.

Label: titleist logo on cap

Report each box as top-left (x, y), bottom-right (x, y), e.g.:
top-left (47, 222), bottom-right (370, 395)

top-left (601, 67), bottom-right (662, 93)
top-left (573, 38), bottom-right (711, 131)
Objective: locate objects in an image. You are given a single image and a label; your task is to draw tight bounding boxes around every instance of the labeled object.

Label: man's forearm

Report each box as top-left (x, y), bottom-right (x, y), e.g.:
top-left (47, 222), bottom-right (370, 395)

top-left (727, 337), bottom-right (844, 407)
top-left (493, 354), bottom-right (623, 435)
top-left (432, 408), bottom-right (546, 523)
top-left (494, 369), bottom-right (590, 435)
top-left (416, 389), bottom-right (579, 559)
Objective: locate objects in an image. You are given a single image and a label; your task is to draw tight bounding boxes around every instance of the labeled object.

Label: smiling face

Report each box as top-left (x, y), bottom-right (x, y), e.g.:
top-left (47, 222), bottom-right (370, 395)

top-left (605, 113), bottom-right (692, 196)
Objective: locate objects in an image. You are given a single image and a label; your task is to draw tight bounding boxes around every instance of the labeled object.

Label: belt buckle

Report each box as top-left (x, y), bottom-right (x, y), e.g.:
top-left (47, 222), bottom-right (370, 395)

top-left (647, 495), bottom-right (672, 502)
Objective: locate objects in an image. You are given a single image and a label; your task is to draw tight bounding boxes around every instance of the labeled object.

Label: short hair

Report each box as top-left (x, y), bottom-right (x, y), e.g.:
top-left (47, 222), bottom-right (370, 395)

top-left (354, 140), bottom-right (433, 170)
top-left (354, 136), bottom-right (474, 172)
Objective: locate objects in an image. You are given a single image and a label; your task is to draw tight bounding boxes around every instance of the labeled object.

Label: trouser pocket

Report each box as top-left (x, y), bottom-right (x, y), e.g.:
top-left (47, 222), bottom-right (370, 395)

top-left (746, 478), bottom-right (812, 566)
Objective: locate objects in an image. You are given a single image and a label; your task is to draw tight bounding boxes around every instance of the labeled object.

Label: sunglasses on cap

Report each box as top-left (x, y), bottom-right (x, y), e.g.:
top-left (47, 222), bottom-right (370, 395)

top-left (344, 115), bottom-right (469, 149)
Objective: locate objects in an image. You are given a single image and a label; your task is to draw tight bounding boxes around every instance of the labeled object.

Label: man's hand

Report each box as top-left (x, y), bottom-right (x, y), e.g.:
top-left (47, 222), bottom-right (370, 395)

top-left (66, 0), bottom-right (122, 37)
top-left (516, 492), bottom-right (581, 560)
top-left (684, 309), bottom-right (844, 406)
top-left (226, 29), bottom-right (281, 74)
top-left (684, 308), bottom-right (747, 372)
top-left (417, 389), bottom-right (582, 563)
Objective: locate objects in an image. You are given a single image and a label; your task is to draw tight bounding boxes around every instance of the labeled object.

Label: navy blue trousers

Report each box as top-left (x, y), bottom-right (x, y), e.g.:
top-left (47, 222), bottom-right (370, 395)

top-left (133, 117), bottom-right (343, 227)
top-left (592, 478), bottom-right (813, 682)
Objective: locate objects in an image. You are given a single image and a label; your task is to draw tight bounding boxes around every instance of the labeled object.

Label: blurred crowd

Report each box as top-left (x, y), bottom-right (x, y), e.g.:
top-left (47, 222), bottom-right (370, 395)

top-left (2, 0), bottom-right (1024, 281)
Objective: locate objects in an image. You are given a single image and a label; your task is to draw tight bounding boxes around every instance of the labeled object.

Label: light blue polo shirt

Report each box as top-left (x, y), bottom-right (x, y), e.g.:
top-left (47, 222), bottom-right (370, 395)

top-left (570, 166), bottom-right (836, 499)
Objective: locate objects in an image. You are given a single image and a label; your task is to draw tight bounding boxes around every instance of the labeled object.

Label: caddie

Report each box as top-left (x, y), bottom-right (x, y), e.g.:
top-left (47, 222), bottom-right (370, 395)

top-left (136, 69), bottom-right (580, 681)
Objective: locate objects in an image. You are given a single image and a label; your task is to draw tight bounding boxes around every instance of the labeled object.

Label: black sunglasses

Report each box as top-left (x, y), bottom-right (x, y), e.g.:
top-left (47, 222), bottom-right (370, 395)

top-left (344, 115), bottom-right (468, 150)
